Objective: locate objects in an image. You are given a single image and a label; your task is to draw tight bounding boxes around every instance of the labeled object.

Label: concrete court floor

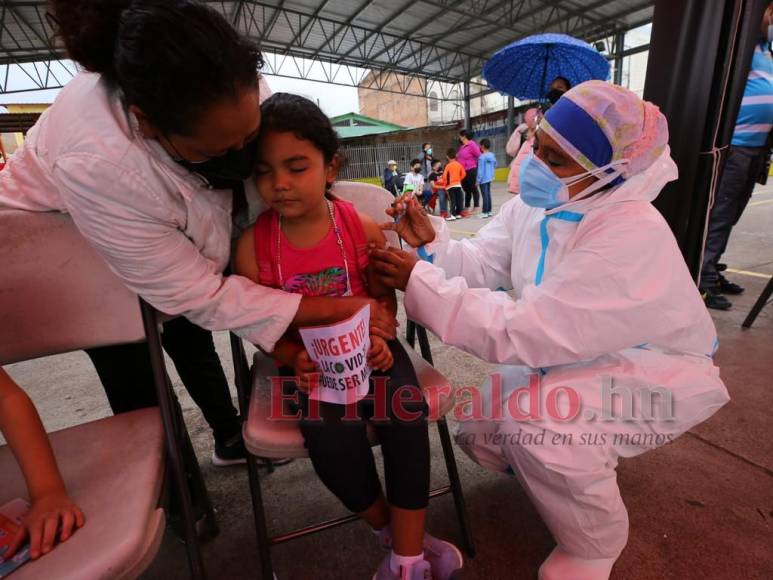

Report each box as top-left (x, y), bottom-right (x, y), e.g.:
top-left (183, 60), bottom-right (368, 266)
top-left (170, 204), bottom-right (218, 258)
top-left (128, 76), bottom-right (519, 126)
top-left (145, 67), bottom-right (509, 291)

top-left (3, 181), bottom-right (772, 580)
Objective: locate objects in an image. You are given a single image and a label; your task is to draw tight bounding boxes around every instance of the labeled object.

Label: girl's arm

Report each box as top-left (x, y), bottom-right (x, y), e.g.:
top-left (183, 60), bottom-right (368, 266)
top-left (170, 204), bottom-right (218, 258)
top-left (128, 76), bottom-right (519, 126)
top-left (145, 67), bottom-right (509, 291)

top-left (234, 227), bottom-right (397, 338)
top-left (358, 213), bottom-right (398, 317)
top-left (269, 336), bottom-right (305, 367)
top-left (0, 369), bottom-right (85, 560)
top-left (359, 213), bottom-right (397, 371)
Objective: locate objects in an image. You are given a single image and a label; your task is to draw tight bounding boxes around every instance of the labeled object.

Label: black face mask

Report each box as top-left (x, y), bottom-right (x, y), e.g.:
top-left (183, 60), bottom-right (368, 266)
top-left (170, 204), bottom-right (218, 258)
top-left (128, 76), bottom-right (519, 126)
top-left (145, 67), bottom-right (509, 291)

top-left (171, 137), bottom-right (259, 190)
top-left (547, 88), bottom-right (565, 105)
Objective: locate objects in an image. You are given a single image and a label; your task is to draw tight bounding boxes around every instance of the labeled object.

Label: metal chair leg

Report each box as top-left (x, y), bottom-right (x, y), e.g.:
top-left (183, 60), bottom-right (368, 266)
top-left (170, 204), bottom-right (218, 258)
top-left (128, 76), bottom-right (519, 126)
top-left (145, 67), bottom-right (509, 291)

top-left (416, 324), bottom-right (434, 365)
top-left (229, 332), bottom-right (252, 414)
top-left (436, 416), bottom-right (476, 558)
top-left (406, 319), bottom-right (417, 348)
top-left (245, 454), bottom-right (275, 580)
top-left (412, 322), bottom-right (475, 557)
top-left (179, 419), bottom-right (220, 540)
top-left (141, 301), bottom-right (207, 580)
top-left (227, 332), bottom-right (280, 577)
top-left (742, 276), bottom-right (773, 328)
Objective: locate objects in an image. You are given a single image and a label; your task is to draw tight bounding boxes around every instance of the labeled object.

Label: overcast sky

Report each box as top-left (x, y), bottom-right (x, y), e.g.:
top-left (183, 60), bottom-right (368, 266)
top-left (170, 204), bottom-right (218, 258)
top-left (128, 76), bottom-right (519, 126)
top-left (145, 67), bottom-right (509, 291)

top-left (262, 75), bottom-right (359, 116)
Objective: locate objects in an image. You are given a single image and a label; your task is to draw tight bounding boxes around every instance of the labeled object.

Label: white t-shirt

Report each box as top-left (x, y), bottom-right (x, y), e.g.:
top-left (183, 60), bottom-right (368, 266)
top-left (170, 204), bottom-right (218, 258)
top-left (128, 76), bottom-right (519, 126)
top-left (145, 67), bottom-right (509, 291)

top-left (402, 171), bottom-right (425, 194)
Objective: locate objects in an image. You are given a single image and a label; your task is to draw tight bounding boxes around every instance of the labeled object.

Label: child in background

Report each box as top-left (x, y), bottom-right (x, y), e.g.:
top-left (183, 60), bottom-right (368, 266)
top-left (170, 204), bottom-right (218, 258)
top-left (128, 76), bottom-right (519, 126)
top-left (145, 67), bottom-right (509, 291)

top-left (476, 139), bottom-right (497, 218)
top-left (427, 160), bottom-right (445, 215)
top-left (234, 93), bottom-right (463, 580)
top-left (402, 158), bottom-right (425, 199)
top-left (442, 148), bottom-right (467, 221)
top-left (0, 368), bottom-right (85, 562)
top-left (383, 160), bottom-right (403, 197)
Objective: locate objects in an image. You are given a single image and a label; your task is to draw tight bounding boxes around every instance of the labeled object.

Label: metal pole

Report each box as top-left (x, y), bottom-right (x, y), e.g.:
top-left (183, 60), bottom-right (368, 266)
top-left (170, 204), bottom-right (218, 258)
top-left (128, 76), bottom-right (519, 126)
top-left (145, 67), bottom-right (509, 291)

top-left (506, 95), bottom-right (515, 162)
top-left (463, 81), bottom-right (471, 131)
top-left (613, 30), bottom-right (625, 85)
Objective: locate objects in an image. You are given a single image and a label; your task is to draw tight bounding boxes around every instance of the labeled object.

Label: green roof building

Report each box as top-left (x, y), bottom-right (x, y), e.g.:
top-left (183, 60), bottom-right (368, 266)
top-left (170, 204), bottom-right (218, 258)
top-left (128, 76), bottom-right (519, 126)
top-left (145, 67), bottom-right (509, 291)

top-left (329, 112), bottom-right (404, 139)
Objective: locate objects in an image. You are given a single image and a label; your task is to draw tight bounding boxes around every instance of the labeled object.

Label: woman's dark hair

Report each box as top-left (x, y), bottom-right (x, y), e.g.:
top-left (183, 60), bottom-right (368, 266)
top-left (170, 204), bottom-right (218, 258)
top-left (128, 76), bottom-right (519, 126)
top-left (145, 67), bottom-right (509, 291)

top-left (50, 0), bottom-right (263, 136)
top-left (259, 93), bottom-right (341, 164)
top-left (553, 76), bottom-right (572, 90)
top-left (480, 138), bottom-right (491, 149)
top-left (459, 129), bottom-right (471, 139)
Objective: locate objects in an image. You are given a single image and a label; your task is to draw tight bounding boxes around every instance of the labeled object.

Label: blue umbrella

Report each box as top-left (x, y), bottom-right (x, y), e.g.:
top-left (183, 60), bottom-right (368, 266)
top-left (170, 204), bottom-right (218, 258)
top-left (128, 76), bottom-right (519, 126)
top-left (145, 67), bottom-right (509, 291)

top-left (483, 33), bottom-right (610, 100)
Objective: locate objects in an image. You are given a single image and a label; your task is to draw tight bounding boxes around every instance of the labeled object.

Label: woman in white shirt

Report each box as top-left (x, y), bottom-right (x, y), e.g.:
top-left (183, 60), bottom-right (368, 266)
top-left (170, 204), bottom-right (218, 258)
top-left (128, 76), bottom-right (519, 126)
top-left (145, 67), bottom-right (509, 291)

top-left (0, 0), bottom-right (395, 463)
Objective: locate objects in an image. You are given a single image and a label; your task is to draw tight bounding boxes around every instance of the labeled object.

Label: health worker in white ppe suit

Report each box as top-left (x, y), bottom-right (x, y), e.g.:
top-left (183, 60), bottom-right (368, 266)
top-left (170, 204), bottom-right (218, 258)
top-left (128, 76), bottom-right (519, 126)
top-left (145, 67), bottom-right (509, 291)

top-left (370, 81), bottom-right (730, 580)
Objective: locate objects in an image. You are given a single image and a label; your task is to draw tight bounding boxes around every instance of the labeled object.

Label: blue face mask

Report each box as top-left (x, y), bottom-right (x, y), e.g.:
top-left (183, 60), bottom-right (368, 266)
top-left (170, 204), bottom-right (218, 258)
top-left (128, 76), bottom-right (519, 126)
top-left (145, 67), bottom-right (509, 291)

top-left (520, 150), bottom-right (626, 210)
top-left (518, 151), bottom-right (571, 209)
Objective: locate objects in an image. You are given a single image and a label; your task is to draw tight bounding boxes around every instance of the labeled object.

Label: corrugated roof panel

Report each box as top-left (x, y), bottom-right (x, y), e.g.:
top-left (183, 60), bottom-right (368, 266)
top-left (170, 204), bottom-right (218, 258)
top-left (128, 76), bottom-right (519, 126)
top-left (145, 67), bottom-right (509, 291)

top-left (1, 0), bottom-right (654, 86)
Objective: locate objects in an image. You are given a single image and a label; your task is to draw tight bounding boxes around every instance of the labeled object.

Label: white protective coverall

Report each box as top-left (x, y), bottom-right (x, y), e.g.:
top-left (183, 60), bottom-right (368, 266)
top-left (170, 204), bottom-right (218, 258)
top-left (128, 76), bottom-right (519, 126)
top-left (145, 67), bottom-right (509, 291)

top-left (403, 149), bottom-right (730, 577)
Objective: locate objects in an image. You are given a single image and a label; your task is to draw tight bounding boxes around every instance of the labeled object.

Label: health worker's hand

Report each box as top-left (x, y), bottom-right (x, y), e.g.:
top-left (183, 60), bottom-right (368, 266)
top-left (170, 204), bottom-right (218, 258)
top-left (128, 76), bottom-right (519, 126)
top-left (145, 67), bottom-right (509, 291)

top-left (369, 247), bottom-right (419, 291)
top-left (381, 195), bottom-right (436, 248)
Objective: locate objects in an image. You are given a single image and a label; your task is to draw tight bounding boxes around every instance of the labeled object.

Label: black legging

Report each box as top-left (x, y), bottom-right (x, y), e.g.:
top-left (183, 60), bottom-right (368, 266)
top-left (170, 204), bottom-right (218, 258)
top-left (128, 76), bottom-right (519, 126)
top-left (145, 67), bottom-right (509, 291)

top-left (462, 167), bottom-right (480, 208)
top-left (447, 186), bottom-right (465, 217)
top-left (85, 316), bottom-right (240, 442)
top-left (282, 340), bottom-right (430, 512)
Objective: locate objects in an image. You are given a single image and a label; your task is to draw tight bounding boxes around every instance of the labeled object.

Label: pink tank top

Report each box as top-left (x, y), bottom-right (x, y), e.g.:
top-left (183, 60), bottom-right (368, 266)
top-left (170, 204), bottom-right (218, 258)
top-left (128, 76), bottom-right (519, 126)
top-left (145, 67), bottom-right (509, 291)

top-left (254, 197), bottom-right (369, 297)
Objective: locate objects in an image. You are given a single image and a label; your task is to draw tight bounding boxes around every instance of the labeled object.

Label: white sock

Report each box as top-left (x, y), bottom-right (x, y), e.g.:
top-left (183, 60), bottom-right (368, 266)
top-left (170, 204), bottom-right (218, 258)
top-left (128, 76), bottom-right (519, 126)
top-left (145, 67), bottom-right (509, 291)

top-left (389, 551), bottom-right (424, 574)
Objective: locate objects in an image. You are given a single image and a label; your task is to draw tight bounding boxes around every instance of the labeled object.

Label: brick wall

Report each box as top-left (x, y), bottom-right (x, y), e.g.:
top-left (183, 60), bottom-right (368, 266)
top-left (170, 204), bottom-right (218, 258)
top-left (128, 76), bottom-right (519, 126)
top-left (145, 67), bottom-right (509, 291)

top-left (358, 73), bottom-right (429, 128)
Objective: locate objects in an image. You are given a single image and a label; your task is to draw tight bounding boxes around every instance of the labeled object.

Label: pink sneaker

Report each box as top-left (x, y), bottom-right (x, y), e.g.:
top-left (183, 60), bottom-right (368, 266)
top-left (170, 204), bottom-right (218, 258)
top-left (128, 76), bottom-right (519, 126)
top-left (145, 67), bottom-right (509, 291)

top-left (422, 534), bottom-right (463, 580)
top-left (376, 528), bottom-right (463, 580)
top-left (372, 554), bottom-right (433, 580)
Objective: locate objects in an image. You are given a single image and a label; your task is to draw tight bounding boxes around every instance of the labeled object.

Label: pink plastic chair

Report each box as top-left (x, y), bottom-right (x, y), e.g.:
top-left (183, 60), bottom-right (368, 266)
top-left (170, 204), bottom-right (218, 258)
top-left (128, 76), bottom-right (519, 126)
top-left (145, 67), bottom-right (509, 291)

top-left (0, 209), bottom-right (213, 579)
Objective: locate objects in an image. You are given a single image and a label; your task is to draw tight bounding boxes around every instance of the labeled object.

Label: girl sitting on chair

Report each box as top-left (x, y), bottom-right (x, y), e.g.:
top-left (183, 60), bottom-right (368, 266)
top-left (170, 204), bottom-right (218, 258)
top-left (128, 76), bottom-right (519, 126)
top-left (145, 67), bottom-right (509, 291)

top-left (234, 93), bottom-right (462, 580)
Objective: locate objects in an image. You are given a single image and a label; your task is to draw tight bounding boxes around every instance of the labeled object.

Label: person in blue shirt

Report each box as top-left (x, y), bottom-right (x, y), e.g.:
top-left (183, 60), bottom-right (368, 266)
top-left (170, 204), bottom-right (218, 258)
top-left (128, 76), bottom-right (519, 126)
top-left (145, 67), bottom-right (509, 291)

top-left (476, 138), bottom-right (497, 218)
top-left (700, 3), bottom-right (773, 310)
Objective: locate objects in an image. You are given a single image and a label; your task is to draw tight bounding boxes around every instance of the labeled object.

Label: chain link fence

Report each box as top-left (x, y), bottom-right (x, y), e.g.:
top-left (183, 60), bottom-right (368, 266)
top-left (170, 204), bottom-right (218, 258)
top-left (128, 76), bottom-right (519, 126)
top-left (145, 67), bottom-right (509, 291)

top-left (338, 133), bottom-right (509, 181)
